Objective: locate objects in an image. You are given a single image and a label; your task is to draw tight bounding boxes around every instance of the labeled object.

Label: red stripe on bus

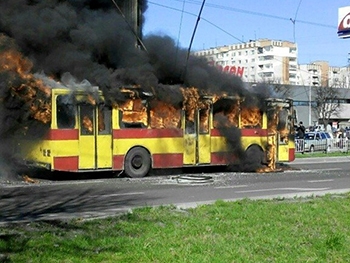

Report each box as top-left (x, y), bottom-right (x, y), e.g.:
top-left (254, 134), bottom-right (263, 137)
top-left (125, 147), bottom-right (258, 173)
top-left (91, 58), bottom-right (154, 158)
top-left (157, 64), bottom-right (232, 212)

top-left (113, 155), bottom-right (124, 170)
top-left (289, 148), bottom-right (295, 162)
top-left (46, 129), bottom-right (79, 140)
top-left (53, 156), bottom-right (79, 171)
top-left (152, 153), bottom-right (183, 168)
top-left (241, 129), bottom-right (268, 136)
top-left (211, 128), bottom-right (268, 137)
top-left (211, 152), bottom-right (237, 165)
top-left (113, 128), bottom-right (183, 139)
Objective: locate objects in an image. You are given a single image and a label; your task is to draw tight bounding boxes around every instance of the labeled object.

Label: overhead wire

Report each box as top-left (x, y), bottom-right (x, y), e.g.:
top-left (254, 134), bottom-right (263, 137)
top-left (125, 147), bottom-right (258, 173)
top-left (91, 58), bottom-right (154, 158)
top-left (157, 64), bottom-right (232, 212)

top-left (147, 2), bottom-right (243, 43)
top-left (165, 0), bottom-right (336, 29)
top-left (110, 0), bottom-right (148, 53)
top-left (147, 1), bottom-right (345, 101)
top-left (290, 0), bottom-right (303, 43)
top-left (148, 1), bottom-right (339, 74)
top-left (175, 0), bottom-right (187, 71)
top-left (183, 0), bottom-right (206, 81)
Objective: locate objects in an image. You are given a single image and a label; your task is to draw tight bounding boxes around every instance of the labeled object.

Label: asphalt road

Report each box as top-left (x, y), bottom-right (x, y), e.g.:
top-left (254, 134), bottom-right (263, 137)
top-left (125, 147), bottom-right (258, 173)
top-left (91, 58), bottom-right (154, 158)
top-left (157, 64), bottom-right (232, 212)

top-left (0, 156), bottom-right (349, 224)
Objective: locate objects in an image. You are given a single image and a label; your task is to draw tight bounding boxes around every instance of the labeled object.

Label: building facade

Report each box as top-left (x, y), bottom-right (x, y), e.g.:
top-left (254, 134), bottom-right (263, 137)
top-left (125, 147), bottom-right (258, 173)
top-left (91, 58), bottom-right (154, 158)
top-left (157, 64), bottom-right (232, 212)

top-left (298, 61), bottom-right (350, 88)
top-left (194, 39), bottom-right (350, 128)
top-left (194, 39), bottom-right (350, 89)
top-left (193, 39), bottom-right (298, 85)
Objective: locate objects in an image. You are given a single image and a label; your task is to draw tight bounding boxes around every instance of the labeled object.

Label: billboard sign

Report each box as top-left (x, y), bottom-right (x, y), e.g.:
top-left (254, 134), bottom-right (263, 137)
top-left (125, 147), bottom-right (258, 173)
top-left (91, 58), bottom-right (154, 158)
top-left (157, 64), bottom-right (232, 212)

top-left (338, 6), bottom-right (350, 38)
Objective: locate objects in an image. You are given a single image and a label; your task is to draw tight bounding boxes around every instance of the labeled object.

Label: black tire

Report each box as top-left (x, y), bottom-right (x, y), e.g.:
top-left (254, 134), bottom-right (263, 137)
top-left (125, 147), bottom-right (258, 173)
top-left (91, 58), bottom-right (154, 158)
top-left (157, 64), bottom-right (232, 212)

top-left (310, 145), bottom-right (315, 152)
top-left (240, 145), bottom-right (264, 172)
top-left (124, 147), bottom-right (151, 178)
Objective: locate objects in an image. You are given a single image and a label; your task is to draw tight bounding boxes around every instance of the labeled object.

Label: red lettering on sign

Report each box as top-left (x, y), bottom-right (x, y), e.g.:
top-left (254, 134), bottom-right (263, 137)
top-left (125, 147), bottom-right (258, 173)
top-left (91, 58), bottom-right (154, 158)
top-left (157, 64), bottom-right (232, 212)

top-left (339, 12), bottom-right (350, 30)
top-left (220, 65), bottom-right (245, 77)
top-left (208, 62), bottom-right (244, 77)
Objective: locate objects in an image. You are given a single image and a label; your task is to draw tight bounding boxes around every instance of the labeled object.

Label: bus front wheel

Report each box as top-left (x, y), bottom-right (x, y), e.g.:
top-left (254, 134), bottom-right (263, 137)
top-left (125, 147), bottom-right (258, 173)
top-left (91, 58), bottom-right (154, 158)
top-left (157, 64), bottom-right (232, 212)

top-left (124, 147), bottom-right (151, 178)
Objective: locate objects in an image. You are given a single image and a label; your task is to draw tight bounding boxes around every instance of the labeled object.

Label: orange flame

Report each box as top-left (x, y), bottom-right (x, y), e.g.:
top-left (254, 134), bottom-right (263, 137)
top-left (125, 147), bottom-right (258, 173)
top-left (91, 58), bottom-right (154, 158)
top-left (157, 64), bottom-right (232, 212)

top-left (241, 107), bottom-right (262, 128)
top-left (0, 49), bottom-right (52, 124)
top-left (150, 100), bottom-right (181, 129)
top-left (82, 115), bottom-right (93, 133)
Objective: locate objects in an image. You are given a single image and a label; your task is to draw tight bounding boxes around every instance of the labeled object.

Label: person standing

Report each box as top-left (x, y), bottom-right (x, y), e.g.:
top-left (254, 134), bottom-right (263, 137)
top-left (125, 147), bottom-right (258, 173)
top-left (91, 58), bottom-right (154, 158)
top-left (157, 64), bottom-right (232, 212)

top-left (296, 121), bottom-right (305, 139)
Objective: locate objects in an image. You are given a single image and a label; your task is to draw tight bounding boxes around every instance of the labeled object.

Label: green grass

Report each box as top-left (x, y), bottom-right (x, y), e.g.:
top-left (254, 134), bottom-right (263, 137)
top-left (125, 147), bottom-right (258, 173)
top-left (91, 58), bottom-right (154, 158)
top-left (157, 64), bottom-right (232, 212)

top-left (2, 195), bottom-right (350, 262)
top-left (295, 151), bottom-right (350, 158)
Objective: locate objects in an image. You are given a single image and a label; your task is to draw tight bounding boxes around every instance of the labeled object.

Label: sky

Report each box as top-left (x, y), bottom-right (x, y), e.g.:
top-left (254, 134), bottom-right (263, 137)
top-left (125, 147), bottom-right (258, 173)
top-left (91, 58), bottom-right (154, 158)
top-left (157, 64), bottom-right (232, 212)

top-left (143, 0), bottom-right (350, 67)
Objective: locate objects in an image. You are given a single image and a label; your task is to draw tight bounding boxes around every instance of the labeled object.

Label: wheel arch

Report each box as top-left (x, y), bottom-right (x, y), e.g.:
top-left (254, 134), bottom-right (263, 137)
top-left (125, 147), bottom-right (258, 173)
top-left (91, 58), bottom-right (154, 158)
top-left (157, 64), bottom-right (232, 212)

top-left (244, 143), bottom-right (266, 163)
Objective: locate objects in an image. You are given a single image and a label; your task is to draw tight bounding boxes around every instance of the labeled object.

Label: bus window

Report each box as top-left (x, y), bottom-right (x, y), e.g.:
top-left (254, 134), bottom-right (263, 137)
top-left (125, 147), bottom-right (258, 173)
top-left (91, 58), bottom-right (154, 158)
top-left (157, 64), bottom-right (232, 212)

top-left (185, 120), bottom-right (195, 134)
top-left (119, 99), bottom-right (148, 128)
top-left (57, 95), bottom-right (76, 129)
top-left (149, 100), bottom-right (181, 129)
top-left (241, 107), bottom-right (262, 128)
top-left (98, 105), bottom-right (111, 135)
top-left (80, 104), bottom-right (94, 135)
top-left (199, 108), bottom-right (209, 134)
top-left (278, 109), bottom-right (289, 143)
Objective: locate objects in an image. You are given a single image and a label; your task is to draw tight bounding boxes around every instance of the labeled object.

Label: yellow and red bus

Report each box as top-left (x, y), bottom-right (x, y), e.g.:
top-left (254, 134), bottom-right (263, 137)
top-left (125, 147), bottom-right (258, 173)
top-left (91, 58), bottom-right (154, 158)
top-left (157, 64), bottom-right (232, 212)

top-left (18, 86), bottom-right (295, 177)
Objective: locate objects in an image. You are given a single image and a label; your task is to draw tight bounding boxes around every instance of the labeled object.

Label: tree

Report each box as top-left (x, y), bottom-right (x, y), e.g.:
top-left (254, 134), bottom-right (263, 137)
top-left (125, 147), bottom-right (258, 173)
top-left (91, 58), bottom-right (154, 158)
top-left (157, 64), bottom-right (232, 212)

top-left (312, 85), bottom-right (342, 126)
top-left (271, 83), bottom-right (293, 98)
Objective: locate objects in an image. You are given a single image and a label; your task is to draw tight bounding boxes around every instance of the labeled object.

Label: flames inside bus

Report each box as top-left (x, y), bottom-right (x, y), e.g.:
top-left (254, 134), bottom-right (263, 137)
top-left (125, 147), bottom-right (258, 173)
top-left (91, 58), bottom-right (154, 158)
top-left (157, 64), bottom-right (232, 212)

top-left (17, 86), bottom-right (295, 177)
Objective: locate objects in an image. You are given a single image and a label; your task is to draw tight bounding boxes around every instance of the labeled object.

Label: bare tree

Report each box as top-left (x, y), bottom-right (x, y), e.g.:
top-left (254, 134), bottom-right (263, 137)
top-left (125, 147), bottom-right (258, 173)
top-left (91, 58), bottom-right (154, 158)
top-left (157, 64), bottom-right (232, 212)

top-left (257, 80), bottom-right (293, 98)
top-left (271, 83), bottom-right (293, 98)
top-left (312, 85), bottom-right (341, 126)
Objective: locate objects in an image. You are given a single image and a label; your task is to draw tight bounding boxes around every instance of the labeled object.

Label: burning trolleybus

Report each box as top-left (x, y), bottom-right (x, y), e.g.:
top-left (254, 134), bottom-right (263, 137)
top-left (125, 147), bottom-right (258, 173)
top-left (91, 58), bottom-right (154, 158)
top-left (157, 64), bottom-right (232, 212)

top-left (18, 86), bottom-right (295, 177)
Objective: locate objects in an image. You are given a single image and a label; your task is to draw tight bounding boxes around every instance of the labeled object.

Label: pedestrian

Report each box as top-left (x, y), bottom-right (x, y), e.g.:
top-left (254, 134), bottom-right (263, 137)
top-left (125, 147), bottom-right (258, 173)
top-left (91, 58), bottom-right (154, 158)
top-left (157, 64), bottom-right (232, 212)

top-left (296, 121), bottom-right (305, 139)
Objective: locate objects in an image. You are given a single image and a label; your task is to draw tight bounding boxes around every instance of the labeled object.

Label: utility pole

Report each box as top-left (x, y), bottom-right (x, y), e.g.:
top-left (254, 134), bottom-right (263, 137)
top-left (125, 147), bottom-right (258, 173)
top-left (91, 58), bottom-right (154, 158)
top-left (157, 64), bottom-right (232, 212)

top-left (308, 84), bottom-right (312, 126)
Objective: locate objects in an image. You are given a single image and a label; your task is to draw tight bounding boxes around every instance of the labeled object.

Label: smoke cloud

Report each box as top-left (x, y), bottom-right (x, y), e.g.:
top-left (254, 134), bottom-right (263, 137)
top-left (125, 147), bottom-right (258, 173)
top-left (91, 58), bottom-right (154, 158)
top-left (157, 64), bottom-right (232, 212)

top-left (0, 0), bottom-right (277, 179)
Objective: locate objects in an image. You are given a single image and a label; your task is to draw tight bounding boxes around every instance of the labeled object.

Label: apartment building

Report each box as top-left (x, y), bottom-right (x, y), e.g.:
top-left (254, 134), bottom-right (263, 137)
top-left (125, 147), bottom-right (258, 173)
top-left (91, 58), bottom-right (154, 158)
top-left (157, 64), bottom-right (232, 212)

top-left (298, 61), bottom-right (350, 88)
top-left (194, 39), bottom-right (350, 88)
top-left (329, 66), bottom-right (350, 88)
top-left (193, 39), bottom-right (299, 85)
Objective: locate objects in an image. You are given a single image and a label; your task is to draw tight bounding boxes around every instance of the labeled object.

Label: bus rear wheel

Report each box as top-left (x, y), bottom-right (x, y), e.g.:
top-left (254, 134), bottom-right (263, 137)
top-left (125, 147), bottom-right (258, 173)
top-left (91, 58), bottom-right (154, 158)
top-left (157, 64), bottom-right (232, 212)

top-left (124, 147), bottom-right (151, 178)
top-left (241, 145), bottom-right (264, 172)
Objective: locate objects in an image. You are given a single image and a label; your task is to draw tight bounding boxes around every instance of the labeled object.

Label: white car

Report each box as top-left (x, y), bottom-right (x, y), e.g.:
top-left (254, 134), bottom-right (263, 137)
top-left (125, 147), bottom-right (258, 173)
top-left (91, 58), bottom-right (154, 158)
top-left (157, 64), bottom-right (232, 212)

top-left (304, 131), bottom-right (332, 152)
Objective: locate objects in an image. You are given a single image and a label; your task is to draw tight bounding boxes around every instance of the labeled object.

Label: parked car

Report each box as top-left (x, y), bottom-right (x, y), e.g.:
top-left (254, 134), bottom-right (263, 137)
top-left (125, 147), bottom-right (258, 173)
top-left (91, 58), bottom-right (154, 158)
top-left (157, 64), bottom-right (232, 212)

top-left (304, 131), bottom-right (332, 152)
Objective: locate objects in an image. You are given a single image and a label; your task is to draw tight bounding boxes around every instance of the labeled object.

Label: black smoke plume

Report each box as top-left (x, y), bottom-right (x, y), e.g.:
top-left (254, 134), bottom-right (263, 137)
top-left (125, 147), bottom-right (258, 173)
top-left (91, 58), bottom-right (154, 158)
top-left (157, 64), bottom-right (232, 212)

top-left (0, 0), bottom-right (276, 179)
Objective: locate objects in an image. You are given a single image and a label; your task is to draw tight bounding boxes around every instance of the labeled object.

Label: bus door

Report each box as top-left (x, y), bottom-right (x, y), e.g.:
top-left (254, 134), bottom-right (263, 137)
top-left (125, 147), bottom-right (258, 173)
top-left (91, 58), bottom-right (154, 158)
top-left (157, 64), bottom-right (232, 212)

top-left (79, 103), bottom-right (96, 169)
top-left (266, 100), bottom-right (290, 162)
top-left (276, 108), bottom-right (290, 162)
top-left (78, 103), bottom-right (113, 170)
top-left (96, 104), bottom-right (112, 168)
top-left (183, 118), bottom-right (197, 165)
top-left (183, 107), bottom-right (211, 165)
top-left (197, 107), bottom-right (211, 164)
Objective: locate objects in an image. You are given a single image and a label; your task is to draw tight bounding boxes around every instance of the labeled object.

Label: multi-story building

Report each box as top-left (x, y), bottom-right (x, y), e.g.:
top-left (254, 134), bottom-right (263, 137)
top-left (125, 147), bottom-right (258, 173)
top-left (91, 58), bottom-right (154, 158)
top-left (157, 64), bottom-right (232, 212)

top-left (193, 39), bottom-right (299, 85)
top-left (298, 62), bottom-right (323, 87)
top-left (330, 66), bottom-right (350, 88)
top-left (194, 39), bottom-right (350, 88)
top-left (298, 61), bottom-right (350, 88)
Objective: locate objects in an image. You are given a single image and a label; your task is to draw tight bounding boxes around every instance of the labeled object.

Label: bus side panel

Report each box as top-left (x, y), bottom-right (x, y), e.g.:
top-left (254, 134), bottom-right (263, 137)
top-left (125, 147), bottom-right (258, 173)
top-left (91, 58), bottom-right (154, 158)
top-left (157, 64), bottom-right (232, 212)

top-left (210, 130), bottom-right (233, 165)
top-left (289, 140), bottom-right (295, 161)
top-left (19, 139), bottom-right (52, 169)
top-left (48, 129), bottom-right (79, 171)
top-left (152, 153), bottom-right (183, 168)
top-left (53, 156), bottom-right (79, 171)
top-left (277, 143), bottom-right (289, 162)
top-left (112, 128), bottom-right (184, 170)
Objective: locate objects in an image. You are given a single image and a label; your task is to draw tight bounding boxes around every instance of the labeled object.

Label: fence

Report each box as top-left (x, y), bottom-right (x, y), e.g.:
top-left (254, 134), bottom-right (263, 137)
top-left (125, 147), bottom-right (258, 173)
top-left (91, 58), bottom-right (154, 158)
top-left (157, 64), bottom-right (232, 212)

top-left (295, 138), bottom-right (349, 153)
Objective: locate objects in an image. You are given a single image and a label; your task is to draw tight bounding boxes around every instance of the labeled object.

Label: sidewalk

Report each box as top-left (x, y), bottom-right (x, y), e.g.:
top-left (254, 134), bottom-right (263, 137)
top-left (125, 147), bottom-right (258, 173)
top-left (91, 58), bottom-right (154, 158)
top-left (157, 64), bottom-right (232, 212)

top-left (292, 156), bottom-right (350, 164)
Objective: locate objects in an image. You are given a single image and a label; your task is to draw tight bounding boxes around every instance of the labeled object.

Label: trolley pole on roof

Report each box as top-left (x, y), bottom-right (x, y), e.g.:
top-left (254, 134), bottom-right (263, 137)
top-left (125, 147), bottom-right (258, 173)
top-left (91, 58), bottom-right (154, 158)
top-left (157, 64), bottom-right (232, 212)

top-left (182, 0), bottom-right (206, 82)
